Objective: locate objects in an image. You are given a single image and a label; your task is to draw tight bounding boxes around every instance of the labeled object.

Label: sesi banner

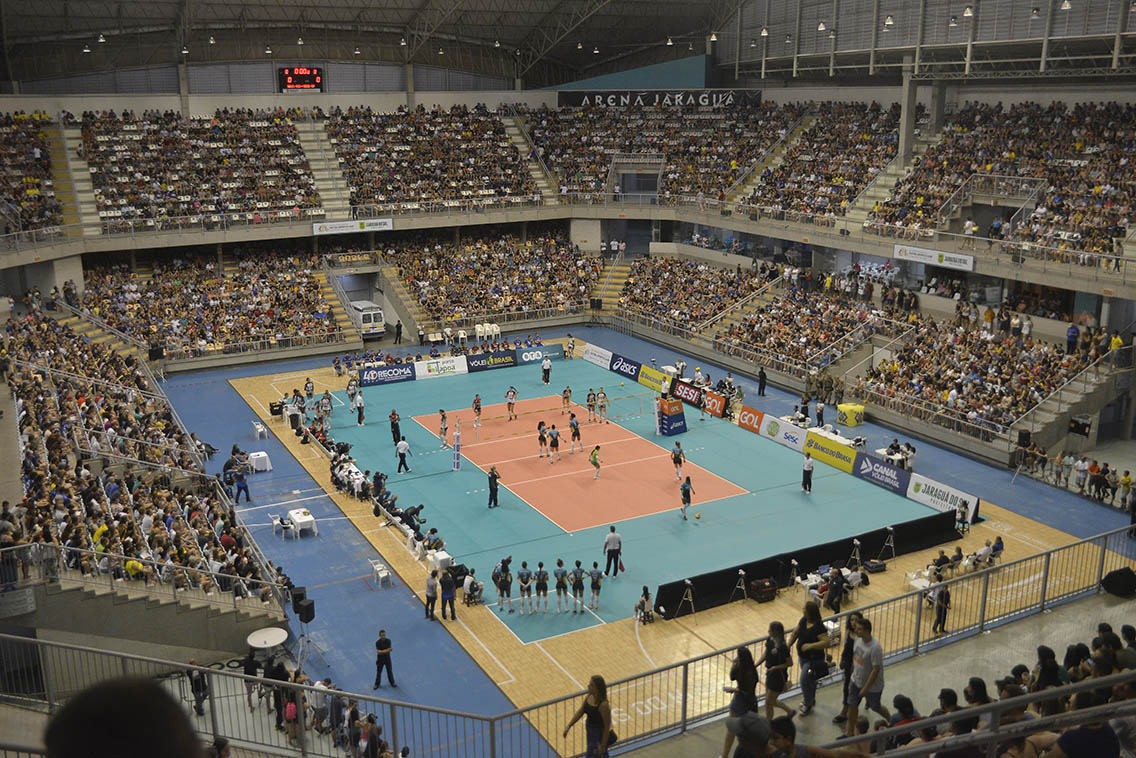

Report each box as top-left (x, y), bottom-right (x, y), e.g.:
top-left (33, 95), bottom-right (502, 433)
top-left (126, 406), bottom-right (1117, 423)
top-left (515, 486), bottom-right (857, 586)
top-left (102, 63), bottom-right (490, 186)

top-left (608, 353), bottom-right (642, 382)
top-left (669, 379), bottom-right (702, 407)
top-left (852, 452), bottom-right (911, 495)
top-left (736, 406), bottom-right (764, 434)
top-left (582, 343), bottom-right (612, 368)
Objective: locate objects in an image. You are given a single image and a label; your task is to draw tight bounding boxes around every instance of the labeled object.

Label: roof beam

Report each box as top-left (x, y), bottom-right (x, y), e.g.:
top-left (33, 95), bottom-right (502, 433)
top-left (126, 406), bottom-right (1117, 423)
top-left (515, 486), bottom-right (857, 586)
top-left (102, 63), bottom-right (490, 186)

top-left (407, 0), bottom-right (468, 58)
top-left (519, 0), bottom-right (612, 77)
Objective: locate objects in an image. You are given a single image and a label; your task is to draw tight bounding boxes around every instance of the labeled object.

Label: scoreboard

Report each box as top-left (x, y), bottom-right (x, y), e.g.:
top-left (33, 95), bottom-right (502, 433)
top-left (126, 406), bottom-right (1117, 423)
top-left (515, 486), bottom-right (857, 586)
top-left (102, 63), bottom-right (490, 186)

top-left (277, 67), bottom-right (324, 92)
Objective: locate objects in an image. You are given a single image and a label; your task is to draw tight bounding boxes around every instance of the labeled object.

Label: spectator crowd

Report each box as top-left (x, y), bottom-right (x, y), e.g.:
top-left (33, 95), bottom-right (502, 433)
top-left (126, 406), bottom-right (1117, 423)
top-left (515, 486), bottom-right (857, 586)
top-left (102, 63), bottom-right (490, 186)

top-left (0, 110), bottom-right (63, 232)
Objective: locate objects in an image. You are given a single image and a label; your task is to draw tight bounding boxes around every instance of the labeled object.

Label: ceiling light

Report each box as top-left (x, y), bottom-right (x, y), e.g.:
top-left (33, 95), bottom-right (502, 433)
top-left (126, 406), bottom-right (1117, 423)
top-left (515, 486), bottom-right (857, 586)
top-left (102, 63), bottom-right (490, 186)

top-left (400, 37), bottom-right (406, 46)
top-left (687, 42), bottom-right (694, 50)
top-left (494, 39), bottom-right (500, 48)
top-left (208, 36), bottom-right (216, 44)
top-left (963, 5), bottom-right (974, 16)
top-left (710, 32), bottom-right (718, 42)
top-left (97, 33), bottom-right (106, 43)
top-left (181, 45), bottom-right (189, 55)
top-left (760, 27), bottom-right (769, 37)
top-left (884, 14), bottom-right (895, 25)
top-left (438, 47), bottom-right (444, 55)
top-left (297, 36), bottom-right (304, 46)
top-left (1031, 7), bottom-right (1041, 19)
top-left (785, 34), bottom-right (792, 43)
top-left (577, 41), bottom-right (583, 49)
top-left (817, 21), bottom-right (826, 31)
top-left (593, 46), bottom-right (599, 53)
top-left (829, 29), bottom-right (836, 39)
top-left (1060, 0), bottom-right (1071, 9)
top-left (949, 15), bottom-right (958, 26)
top-left (750, 38), bottom-right (757, 47)
top-left (82, 43), bottom-right (91, 53)
top-left (264, 44), bottom-right (272, 54)
top-left (353, 46), bottom-right (361, 55)
top-left (667, 37), bottom-right (674, 46)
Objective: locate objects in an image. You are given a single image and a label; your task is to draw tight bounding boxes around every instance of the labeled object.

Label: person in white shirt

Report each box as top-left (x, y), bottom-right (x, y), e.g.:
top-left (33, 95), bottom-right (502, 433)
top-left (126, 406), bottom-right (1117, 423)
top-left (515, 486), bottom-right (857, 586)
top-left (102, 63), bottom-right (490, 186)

top-left (354, 390), bottom-right (366, 426)
top-left (396, 437), bottom-right (412, 473)
top-left (675, 358), bottom-right (687, 378)
top-left (541, 356), bottom-right (552, 385)
top-left (463, 570), bottom-right (482, 605)
top-left (802, 453), bottom-right (814, 493)
top-left (693, 367), bottom-right (704, 385)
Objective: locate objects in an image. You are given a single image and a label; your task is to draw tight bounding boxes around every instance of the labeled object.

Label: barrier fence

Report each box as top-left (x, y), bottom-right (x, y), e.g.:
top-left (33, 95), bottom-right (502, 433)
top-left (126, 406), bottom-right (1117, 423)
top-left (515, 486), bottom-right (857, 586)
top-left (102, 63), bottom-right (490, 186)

top-left (1, 524), bottom-right (1132, 757)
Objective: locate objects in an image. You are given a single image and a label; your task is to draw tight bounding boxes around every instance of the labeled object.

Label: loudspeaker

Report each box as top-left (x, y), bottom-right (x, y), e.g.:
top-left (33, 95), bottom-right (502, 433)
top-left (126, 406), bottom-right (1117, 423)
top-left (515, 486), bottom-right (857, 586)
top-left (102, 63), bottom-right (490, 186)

top-left (297, 598), bottom-right (315, 623)
top-left (269, 401), bottom-right (283, 417)
top-left (289, 412), bottom-right (301, 430)
top-left (291, 586), bottom-right (307, 613)
top-left (1016, 430), bottom-right (1031, 447)
top-left (1068, 416), bottom-right (1091, 437)
top-left (148, 346), bottom-right (165, 361)
top-left (1101, 567), bottom-right (1136, 597)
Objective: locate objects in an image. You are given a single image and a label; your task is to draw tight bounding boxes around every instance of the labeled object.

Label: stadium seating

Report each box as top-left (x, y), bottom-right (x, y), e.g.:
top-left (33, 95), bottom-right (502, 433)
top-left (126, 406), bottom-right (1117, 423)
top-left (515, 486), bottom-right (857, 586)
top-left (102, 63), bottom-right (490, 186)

top-left (0, 111), bottom-right (63, 231)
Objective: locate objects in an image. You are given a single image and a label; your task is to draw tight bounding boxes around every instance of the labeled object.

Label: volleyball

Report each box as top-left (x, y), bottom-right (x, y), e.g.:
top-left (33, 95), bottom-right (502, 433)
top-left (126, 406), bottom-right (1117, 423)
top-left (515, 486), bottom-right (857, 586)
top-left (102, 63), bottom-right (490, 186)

top-left (695, 514), bottom-right (701, 519)
top-left (620, 382), bottom-right (625, 386)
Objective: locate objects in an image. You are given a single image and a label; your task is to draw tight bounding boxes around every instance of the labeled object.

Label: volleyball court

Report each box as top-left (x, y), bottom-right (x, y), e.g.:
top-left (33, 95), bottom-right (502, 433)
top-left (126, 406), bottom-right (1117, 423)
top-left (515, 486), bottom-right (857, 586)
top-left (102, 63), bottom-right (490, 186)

top-left (412, 393), bottom-right (747, 532)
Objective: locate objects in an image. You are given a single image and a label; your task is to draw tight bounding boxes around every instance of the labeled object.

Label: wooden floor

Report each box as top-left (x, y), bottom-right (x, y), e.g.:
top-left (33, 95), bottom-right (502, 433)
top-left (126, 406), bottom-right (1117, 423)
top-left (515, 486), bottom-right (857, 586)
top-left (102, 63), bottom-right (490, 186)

top-left (228, 340), bottom-right (1134, 755)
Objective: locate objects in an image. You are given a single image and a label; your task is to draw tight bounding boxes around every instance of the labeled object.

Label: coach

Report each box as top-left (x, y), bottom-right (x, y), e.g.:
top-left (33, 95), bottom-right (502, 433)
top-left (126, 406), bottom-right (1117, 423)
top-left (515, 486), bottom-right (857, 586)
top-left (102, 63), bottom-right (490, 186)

top-left (603, 525), bottom-right (622, 578)
top-left (541, 355), bottom-right (552, 384)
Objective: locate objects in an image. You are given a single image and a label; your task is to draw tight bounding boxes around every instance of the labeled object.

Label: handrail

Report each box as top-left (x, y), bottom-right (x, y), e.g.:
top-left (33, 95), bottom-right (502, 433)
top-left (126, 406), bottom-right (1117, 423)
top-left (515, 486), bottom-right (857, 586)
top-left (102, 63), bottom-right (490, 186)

top-left (55, 300), bottom-right (147, 350)
top-left (698, 274), bottom-right (782, 332)
top-left (848, 143), bottom-right (900, 211)
top-left (304, 112), bottom-right (345, 211)
top-left (805, 316), bottom-right (914, 369)
top-left (14, 359), bottom-right (166, 401)
top-left (320, 263), bottom-right (364, 340)
top-left (503, 105), bottom-right (556, 187)
top-left (724, 110), bottom-right (809, 198)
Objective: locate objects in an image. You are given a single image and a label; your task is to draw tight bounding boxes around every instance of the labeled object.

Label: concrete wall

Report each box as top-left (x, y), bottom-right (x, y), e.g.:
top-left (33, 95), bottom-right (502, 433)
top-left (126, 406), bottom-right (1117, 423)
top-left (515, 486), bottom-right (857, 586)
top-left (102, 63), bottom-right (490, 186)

top-left (570, 219), bottom-right (602, 253)
top-left (650, 241), bottom-right (755, 269)
top-left (752, 81), bottom-right (1136, 109)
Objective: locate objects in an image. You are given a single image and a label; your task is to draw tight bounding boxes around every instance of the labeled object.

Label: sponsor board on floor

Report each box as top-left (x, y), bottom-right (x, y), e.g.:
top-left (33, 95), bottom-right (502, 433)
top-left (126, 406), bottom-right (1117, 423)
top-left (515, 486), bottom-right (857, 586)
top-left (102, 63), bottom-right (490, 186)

top-left (852, 452), bottom-right (912, 495)
top-left (582, 343), bottom-right (613, 368)
top-left (736, 406), bottom-right (764, 434)
top-left (608, 353), bottom-right (643, 383)
top-left (516, 345), bottom-right (565, 364)
top-left (359, 364), bottom-right (416, 387)
top-left (637, 365), bottom-right (670, 393)
top-left (758, 414), bottom-right (806, 452)
top-left (466, 351), bottom-right (517, 372)
top-left (804, 431), bottom-right (857, 473)
top-left (413, 355), bottom-right (468, 380)
top-left (907, 473), bottom-right (979, 523)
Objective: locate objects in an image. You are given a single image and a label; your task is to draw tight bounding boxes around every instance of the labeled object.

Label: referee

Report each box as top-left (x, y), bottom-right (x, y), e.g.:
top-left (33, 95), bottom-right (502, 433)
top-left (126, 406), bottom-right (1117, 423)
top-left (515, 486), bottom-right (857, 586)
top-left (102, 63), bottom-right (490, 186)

top-left (487, 465), bottom-right (501, 508)
top-left (802, 452), bottom-right (814, 494)
top-left (602, 526), bottom-right (622, 578)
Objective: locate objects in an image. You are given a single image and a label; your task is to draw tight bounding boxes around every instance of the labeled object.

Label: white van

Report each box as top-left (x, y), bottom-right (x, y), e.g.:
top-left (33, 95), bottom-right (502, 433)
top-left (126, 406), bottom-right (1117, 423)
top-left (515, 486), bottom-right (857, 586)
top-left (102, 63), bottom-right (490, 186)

top-left (350, 300), bottom-right (386, 336)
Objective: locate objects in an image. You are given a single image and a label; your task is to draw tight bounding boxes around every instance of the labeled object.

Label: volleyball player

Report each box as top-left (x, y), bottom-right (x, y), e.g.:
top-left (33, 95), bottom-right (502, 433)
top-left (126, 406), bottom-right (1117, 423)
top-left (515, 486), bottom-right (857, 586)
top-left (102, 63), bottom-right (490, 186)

top-left (570, 560), bottom-right (586, 614)
top-left (304, 378), bottom-right (314, 401)
top-left (590, 445), bottom-right (602, 479)
top-left (472, 394), bottom-right (482, 428)
top-left (561, 386), bottom-right (572, 415)
top-left (586, 389), bottom-right (597, 422)
top-left (672, 441), bottom-right (685, 481)
top-left (568, 413), bottom-right (581, 453)
top-left (554, 559), bottom-right (569, 613)
top-left (589, 561), bottom-right (603, 610)
top-left (597, 387), bottom-right (609, 423)
top-left (535, 561), bottom-right (550, 613)
top-left (517, 561), bottom-right (533, 615)
top-left (319, 391), bottom-right (333, 430)
top-left (505, 386), bottom-right (518, 421)
top-left (346, 375), bottom-right (358, 405)
top-left (679, 476), bottom-right (695, 521)
top-left (497, 561), bottom-right (514, 614)
top-left (548, 425), bottom-right (561, 463)
top-left (537, 421), bottom-right (548, 458)
top-left (438, 409), bottom-right (449, 449)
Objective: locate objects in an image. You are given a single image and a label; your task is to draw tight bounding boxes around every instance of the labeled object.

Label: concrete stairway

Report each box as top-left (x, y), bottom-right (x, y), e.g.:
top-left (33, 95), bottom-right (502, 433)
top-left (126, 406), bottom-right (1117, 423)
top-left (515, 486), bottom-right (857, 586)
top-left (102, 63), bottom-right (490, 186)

top-left (727, 116), bottom-right (817, 203)
top-left (54, 310), bottom-right (144, 361)
top-left (63, 126), bottom-right (102, 237)
top-left (43, 124), bottom-right (83, 237)
top-left (594, 258), bottom-right (632, 310)
top-left (382, 261), bottom-right (429, 331)
top-left (316, 270), bottom-right (357, 337)
top-left (295, 120), bottom-right (352, 220)
top-left (1015, 368), bottom-right (1125, 450)
top-left (505, 118), bottom-right (559, 205)
top-left (842, 134), bottom-right (938, 227)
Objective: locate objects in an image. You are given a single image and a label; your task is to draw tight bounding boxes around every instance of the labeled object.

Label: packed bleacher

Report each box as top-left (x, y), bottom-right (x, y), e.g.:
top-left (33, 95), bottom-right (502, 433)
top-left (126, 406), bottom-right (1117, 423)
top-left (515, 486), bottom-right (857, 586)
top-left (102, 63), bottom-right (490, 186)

top-left (866, 101), bottom-right (1135, 260)
top-left (2, 314), bottom-right (283, 600)
top-left (522, 102), bottom-right (805, 198)
top-left (619, 256), bottom-right (779, 328)
top-left (0, 110), bottom-right (63, 232)
top-left (326, 104), bottom-right (536, 211)
top-left (744, 102), bottom-right (902, 223)
top-left (78, 108), bottom-right (322, 231)
top-left (385, 227), bottom-right (601, 325)
top-left (80, 249), bottom-right (341, 357)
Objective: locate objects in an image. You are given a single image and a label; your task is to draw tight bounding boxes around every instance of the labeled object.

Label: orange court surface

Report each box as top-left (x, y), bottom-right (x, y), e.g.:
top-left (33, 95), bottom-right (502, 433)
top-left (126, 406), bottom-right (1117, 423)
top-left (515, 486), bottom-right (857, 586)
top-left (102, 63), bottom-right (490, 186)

top-left (413, 396), bottom-right (748, 532)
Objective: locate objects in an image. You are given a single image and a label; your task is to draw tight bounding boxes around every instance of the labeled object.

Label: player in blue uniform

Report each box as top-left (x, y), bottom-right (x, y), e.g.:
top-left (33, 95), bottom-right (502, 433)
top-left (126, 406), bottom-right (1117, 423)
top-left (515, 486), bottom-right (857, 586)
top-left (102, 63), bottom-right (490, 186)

top-left (547, 425), bottom-right (561, 463)
top-left (517, 562), bottom-right (533, 615)
top-left (589, 562), bottom-right (604, 610)
top-left (537, 421), bottom-right (548, 458)
top-left (568, 413), bottom-right (581, 454)
top-left (570, 560), bottom-right (586, 614)
top-left (535, 562), bottom-right (549, 614)
top-left (554, 559), bottom-right (569, 613)
top-left (672, 441), bottom-right (685, 481)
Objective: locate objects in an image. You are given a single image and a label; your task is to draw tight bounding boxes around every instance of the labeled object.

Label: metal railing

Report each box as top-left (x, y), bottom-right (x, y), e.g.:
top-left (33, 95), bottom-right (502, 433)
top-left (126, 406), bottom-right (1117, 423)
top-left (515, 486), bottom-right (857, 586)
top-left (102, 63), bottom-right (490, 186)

top-left (160, 328), bottom-right (347, 362)
top-left (425, 302), bottom-right (589, 334)
top-left (697, 274), bottom-right (783, 332)
top-left (54, 301), bottom-right (147, 351)
top-left (724, 111), bottom-right (809, 199)
top-left (1, 525), bottom-right (1133, 757)
top-left (320, 263), bottom-right (364, 339)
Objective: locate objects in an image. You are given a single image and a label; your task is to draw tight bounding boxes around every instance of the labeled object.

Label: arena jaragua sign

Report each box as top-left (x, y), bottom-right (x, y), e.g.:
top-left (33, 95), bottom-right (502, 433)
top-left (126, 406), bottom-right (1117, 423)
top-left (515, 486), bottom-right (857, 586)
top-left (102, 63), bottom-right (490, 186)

top-left (557, 89), bottom-right (761, 108)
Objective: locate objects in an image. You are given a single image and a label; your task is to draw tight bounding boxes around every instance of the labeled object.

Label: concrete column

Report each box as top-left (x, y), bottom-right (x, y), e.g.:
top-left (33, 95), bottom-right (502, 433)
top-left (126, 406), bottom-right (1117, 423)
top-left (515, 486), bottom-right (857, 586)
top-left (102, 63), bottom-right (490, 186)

top-left (898, 55), bottom-right (917, 166)
top-left (368, 231), bottom-right (376, 250)
top-left (520, 221), bottom-right (528, 243)
top-left (515, 77), bottom-right (523, 91)
top-left (1101, 297), bottom-right (1112, 331)
top-left (406, 63), bottom-right (415, 108)
top-left (177, 62), bottom-right (190, 117)
top-left (216, 243), bottom-right (223, 266)
top-left (1123, 388), bottom-right (1135, 441)
top-left (129, 250), bottom-right (137, 273)
top-left (569, 219), bottom-right (602, 253)
top-left (929, 81), bottom-right (947, 134)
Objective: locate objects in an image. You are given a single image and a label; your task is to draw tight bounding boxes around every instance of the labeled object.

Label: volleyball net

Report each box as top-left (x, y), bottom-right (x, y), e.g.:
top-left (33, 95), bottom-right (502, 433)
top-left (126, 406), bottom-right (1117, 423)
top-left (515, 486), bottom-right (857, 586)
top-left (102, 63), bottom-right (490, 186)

top-left (462, 391), bottom-right (653, 442)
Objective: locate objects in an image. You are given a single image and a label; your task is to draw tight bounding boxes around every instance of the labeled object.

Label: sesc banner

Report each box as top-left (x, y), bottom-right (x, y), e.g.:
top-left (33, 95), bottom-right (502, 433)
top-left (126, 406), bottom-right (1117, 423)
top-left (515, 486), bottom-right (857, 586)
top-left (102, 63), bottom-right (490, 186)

top-left (907, 473), bottom-right (979, 523)
top-left (608, 353), bottom-right (642, 383)
top-left (804, 432), bottom-right (857, 473)
top-left (359, 364), bottom-right (416, 387)
top-left (516, 345), bottom-right (565, 365)
top-left (413, 355), bottom-right (468, 381)
top-left (582, 343), bottom-right (612, 368)
top-left (736, 406), bottom-right (764, 434)
top-left (852, 452), bottom-right (911, 496)
top-left (637, 365), bottom-right (670, 393)
top-left (467, 350), bottom-right (517, 372)
top-left (758, 414), bottom-right (806, 452)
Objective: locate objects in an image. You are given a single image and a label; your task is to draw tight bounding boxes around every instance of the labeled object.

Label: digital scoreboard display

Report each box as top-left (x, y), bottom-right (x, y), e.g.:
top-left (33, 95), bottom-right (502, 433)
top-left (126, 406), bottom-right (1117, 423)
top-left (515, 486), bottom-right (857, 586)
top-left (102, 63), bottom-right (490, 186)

top-left (277, 66), bottom-right (324, 92)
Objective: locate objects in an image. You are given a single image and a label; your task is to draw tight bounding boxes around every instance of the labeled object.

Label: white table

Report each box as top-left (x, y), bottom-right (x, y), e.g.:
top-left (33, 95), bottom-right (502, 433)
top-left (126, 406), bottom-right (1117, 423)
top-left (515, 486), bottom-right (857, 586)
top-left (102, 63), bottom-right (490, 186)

top-left (429, 550), bottom-right (454, 572)
top-left (779, 415), bottom-right (810, 428)
top-left (288, 508), bottom-right (318, 537)
top-left (249, 451), bottom-right (272, 472)
top-left (810, 425), bottom-right (862, 447)
top-left (662, 365), bottom-right (677, 376)
top-left (874, 448), bottom-right (910, 469)
top-left (246, 626), bottom-right (288, 650)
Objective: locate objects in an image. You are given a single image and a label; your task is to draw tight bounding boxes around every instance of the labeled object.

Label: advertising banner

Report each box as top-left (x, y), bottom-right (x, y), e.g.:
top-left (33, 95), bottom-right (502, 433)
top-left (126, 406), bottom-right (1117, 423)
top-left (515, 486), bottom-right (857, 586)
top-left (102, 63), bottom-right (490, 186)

top-left (637, 365), bottom-right (670, 393)
top-left (852, 452), bottom-right (912, 496)
top-left (670, 379), bottom-right (703, 407)
top-left (466, 350), bottom-right (517, 372)
top-left (907, 473), bottom-right (979, 523)
top-left (516, 345), bottom-right (565, 365)
top-left (804, 432), bottom-right (857, 473)
top-left (313, 218), bottom-right (393, 236)
top-left (608, 353), bottom-right (643, 383)
top-left (702, 390), bottom-right (726, 418)
top-left (413, 355), bottom-right (468, 381)
top-left (736, 406), bottom-right (764, 435)
top-left (359, 364), bottom-right (416, 387)
top-left (758, 415), bottom-right (806, 452)
top-left (893, 244), bottom-right (974, 272)
top-left (582, 343), bottom-right (612, 368)
top-left (557, 89), bottom-right (761, 109)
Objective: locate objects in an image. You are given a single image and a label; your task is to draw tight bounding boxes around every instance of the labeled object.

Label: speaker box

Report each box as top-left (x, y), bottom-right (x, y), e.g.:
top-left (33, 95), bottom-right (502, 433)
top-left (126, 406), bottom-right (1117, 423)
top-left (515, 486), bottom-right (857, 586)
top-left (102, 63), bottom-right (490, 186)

top-left (289, 412), bottom-right (301, 430)
top-left (1016, 430), bottom-right (1031, 447)
top-left (297, 598), bottom-right (315, 623)
top-left (291, 586), bottom-right (307, 613)
top-left (1068, 417), bottom-right (1091, 437)
top-left (269, 401), bottom-right (284, 417)
top-left (1101, 567), bottom-right (1136, 597)
top-left (148, 346), bottom-right (165, 361)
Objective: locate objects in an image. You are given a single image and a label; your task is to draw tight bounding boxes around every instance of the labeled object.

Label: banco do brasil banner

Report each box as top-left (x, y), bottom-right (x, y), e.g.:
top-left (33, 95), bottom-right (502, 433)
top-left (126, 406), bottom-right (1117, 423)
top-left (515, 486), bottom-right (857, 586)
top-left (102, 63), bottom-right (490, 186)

top-left (558, 89), bottom-right (761, 109)
top-left (804, 431), bottom-right (857, 473)
top-left (637, 365), bottom-right (670, 393)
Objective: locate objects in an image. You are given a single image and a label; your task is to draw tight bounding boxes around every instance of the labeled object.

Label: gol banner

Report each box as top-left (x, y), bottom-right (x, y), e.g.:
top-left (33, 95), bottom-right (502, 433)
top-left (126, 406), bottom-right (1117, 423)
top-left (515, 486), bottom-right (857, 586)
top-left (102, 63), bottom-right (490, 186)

top-left (736, 406), bottom-right (764, 434)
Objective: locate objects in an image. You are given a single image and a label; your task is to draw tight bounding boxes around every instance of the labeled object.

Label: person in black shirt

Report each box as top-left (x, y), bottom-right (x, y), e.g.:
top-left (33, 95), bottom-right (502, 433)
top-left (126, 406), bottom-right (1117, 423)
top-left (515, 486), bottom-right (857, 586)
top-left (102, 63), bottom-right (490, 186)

top-left (786, 600), bottom-right (830, 716)
top-left (722, 646), bottom-right (759, 758)
top-left (488, 465), bottom-right (501, 509)
top-left (757, 620), bottom-right (796, 722)
top-left (758, 366), bottom-right (767, 396)
top-left (373, 630), bottom-right (396, 688)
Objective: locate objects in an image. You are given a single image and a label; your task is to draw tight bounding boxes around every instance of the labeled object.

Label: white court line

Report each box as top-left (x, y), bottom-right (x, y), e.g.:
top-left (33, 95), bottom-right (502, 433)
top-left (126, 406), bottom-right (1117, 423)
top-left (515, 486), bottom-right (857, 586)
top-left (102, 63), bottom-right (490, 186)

top-left (506, 454), bottom-right (670, 487)
top-left (456, 616), bottom-right (518, 686)
top-left (536, 641), bottom-right (584, 690)
top-left (483, 436), bottom-right (642, 466)
top-left (249, 395), bottom-right (270, 415)
top-left (236, 493), bottom-right (331, 512)
top-left (634, 616), bottom-right (658, 669)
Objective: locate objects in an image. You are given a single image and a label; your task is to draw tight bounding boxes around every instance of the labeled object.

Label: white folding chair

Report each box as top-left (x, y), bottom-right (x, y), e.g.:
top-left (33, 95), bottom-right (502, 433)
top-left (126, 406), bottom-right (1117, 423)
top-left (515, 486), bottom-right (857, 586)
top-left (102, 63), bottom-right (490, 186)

top-left (369, 559), bottom-right (393, 588)
top-left (457, 330), bottom-right (467, 345)
top-left (489, 323), bottom-right (501, 338)
top-left (475, 323), bottom-right (485, 340)
top-left (269, 513), bottom-right (282, 535)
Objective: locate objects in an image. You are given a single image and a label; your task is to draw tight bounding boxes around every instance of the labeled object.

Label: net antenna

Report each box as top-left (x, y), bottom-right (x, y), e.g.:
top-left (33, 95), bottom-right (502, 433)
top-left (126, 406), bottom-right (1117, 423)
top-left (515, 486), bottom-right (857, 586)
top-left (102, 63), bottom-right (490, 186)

top-left (451, 420), bottom-right (462, 472)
